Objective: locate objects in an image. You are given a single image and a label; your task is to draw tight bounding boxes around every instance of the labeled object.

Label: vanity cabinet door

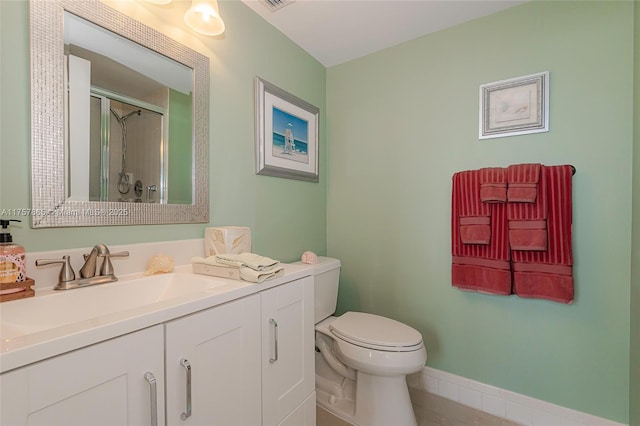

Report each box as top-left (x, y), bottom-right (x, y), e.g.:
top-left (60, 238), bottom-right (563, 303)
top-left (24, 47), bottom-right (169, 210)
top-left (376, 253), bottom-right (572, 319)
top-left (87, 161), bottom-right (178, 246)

top-left (165, 294), bottom-right (262, 426)
top-left (0, 325), bottom-right (165, 426)
top-left (261, 276), bottom-right (315, 426)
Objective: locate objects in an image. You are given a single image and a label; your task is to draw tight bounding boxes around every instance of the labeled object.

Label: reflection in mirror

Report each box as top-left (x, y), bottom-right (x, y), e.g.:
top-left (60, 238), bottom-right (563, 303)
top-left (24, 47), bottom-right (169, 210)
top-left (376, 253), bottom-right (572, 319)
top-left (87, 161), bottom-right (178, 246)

top-left (64, 11), bottom-right (193, 204)
top-left (30, 0), bottom-right (209, 227)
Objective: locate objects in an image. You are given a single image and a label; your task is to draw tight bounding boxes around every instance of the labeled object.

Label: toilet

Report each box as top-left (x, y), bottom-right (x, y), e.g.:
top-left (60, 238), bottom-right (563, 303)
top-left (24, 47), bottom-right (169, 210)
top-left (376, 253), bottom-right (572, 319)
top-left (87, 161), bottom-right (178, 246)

top-left (299, 257), bottom-right (427, 426)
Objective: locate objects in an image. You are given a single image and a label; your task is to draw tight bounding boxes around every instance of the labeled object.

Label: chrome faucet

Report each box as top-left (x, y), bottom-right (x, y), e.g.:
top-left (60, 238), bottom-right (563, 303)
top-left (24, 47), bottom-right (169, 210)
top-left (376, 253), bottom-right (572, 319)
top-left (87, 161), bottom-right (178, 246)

top-left (36, 244), bottom-right (129, 290)
top-left (79, 243), bottom-right (110, 278)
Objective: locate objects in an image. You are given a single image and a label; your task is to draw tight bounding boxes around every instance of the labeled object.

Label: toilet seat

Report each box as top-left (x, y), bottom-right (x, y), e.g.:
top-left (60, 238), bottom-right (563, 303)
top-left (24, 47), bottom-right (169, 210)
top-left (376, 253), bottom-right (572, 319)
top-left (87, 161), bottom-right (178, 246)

top-left (329, 311), bottom-right (424, 352)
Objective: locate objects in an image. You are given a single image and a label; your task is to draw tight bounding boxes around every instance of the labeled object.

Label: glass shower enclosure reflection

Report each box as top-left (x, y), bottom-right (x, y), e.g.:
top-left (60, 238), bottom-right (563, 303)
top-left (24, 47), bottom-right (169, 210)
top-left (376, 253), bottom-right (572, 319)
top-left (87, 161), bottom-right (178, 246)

top-left (88, 94), bottom-right (165, 203)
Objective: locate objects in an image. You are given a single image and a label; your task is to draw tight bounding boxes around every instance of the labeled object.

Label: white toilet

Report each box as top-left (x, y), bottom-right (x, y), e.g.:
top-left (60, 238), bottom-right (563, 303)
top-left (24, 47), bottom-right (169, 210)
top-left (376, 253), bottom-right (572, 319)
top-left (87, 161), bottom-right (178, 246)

top-left (301, 257), bottom-right (427, 426)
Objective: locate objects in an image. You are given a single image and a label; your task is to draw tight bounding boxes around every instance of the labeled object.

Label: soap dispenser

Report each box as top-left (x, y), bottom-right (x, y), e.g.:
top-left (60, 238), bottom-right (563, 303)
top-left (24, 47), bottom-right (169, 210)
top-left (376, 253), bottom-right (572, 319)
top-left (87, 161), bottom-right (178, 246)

top-left (0, 219), bottom-right (26, 294)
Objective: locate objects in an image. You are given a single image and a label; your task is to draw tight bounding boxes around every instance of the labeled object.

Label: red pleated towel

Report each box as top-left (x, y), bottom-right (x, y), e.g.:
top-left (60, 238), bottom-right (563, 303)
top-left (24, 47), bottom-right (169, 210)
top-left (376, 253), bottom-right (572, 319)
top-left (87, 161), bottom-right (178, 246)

top-left (507, 163), bottom-right (541, 203)
top-left (479, 167), bottom-right (507, 203)
top-left (460, 216), bottom-right (491, 245)
top-left (452, 170), bottom-right (511, 295)
top-left (507, 164), bottom-right (549, 251)
top-left (511, 165), bottom-right (574, 303)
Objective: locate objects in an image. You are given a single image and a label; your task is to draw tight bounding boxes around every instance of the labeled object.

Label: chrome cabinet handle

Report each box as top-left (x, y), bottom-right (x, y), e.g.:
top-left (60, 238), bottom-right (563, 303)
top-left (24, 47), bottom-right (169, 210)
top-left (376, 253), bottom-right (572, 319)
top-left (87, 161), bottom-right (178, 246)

top-left (180, 359), bottom-right (192, 420)
top-left (269, 318), bottom-right (278, 363)
top-left (144, 372), bottom-right (158, 426)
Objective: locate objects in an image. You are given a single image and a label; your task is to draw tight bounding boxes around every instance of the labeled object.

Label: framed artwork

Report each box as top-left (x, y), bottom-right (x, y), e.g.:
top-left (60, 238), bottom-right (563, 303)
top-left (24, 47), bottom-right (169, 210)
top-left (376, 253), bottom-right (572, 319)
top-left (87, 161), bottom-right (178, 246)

top-left (255, 77), bottom-right (319, 182)
top-left (479, 71), bottom-right (549, 139)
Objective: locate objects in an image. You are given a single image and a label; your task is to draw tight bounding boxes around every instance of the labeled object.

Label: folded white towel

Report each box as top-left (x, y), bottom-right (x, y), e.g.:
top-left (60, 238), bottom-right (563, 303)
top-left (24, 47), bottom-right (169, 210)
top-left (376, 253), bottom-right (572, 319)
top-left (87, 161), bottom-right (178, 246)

top-left (240, 265), bottom-right (285, 283)
top-left (192, 254), bottom-right (283, 283)
top-left (213, 253), bottom-right (280, 271)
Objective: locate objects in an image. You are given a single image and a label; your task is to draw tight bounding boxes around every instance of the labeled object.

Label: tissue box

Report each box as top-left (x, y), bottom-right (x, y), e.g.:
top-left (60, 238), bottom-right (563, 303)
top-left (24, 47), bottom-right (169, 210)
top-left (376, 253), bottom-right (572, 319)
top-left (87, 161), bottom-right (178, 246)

top-left (204, 226), bottom-right (251, 256)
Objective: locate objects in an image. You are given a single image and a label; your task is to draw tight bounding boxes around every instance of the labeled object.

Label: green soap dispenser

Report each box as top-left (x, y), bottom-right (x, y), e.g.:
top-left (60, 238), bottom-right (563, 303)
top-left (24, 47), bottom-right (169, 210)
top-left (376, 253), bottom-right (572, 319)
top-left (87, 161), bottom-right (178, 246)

top-left (0, 219), bottom-right (26, 294)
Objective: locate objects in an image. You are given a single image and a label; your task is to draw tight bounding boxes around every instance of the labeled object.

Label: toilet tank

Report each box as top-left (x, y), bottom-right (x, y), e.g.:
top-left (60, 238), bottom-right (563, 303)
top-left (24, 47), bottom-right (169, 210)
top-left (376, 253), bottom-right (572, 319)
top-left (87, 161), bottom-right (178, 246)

top-left (295, 257), bottom-right (341, 324)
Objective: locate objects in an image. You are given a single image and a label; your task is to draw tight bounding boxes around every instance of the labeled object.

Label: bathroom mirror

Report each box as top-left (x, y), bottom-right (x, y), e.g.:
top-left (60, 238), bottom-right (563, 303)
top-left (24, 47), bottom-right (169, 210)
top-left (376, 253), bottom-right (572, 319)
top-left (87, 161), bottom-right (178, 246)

top-left (30, 0), bottom-right (209, 227)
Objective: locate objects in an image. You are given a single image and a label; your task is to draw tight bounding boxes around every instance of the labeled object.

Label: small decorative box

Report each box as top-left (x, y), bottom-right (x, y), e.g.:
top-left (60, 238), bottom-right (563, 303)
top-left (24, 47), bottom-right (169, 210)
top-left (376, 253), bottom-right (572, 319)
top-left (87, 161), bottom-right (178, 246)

top-left (0, 277), bottom-right (35, 302)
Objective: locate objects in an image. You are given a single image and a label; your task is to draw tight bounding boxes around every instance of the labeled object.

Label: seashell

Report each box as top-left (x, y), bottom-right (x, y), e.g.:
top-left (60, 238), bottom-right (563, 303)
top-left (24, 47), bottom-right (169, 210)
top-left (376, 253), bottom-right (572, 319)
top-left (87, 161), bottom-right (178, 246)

top-left (301, 251), bottom-right (319, 264)
top-left (144, 253), bottom-right (175, 275)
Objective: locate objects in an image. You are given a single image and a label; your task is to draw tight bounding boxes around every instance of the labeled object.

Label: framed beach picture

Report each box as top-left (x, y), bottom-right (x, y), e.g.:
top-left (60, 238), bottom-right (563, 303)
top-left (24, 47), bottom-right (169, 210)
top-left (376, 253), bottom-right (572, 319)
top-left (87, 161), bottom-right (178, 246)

top-left (479, 71), bottom-right (549, 139)
top-left (255, 77), bottom-right (319, 182)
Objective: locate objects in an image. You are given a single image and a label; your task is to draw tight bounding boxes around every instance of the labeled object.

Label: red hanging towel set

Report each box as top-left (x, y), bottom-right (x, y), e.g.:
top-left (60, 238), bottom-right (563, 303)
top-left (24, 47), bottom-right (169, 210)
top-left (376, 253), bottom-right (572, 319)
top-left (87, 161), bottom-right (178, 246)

top-left (451, 163), bottom-right (574, 304)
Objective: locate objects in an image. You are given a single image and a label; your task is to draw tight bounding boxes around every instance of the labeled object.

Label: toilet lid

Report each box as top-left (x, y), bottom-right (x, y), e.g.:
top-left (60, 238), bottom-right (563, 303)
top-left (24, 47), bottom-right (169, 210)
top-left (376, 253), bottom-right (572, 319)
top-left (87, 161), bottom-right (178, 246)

top-left (329, 312), bottom-right (423, 351)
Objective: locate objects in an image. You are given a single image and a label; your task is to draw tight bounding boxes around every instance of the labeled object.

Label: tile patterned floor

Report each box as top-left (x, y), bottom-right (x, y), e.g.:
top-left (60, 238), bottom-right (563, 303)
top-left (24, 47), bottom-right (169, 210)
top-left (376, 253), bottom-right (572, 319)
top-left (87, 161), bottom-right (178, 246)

top-left (317, 387), bottom-right (520, 426)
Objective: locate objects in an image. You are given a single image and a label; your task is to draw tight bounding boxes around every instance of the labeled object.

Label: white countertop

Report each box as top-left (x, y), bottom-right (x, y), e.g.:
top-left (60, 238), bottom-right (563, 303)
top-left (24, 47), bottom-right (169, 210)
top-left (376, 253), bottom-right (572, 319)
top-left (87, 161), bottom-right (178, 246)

top-left (0, 263), bottom-right (312, 374)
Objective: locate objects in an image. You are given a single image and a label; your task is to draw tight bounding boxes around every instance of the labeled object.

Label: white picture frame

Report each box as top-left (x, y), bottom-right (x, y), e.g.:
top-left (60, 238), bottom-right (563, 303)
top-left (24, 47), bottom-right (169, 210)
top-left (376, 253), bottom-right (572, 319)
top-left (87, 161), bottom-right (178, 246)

top-left (479, 71), bottom-right (549, 139)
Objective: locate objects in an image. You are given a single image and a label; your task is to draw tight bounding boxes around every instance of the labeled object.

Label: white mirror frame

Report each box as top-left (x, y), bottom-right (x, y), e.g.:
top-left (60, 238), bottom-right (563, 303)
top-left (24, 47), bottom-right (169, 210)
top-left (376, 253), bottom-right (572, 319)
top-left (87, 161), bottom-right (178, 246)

top-left (30, 0), bottom-right (209, 228)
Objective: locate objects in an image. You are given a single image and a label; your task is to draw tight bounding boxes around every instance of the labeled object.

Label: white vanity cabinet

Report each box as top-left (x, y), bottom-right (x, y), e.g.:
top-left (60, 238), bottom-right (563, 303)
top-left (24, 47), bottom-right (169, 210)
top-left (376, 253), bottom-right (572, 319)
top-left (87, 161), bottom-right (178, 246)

top-left (165, 294), bottom-right (262, 426)
top-left (261, 275), bottom-right (315, 426)
top-left (0, 274), bottom-right (315, 426)
top-left (165, 275), bottom-right (315, 426)
top-left (0, 325), bottom-right (164, 426)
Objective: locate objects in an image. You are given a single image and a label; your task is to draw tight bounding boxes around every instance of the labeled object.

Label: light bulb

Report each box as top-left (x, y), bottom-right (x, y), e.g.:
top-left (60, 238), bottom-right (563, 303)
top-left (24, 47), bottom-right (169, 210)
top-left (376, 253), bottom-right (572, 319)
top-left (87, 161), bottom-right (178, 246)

top-left (184, 0), bottom-right (225, 36)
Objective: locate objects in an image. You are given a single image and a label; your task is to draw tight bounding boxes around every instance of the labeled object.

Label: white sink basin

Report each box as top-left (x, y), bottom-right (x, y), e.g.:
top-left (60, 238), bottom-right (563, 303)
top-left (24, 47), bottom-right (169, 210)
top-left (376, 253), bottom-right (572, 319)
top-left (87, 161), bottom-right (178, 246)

top-left (0, 272), bottom-right (226, 341)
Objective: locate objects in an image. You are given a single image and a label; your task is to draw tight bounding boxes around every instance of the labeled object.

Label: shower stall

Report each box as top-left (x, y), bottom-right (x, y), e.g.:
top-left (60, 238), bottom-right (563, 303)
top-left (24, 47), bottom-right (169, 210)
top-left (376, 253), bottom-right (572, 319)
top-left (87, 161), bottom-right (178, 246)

top-left (88, 91), bottom-right (167, 203)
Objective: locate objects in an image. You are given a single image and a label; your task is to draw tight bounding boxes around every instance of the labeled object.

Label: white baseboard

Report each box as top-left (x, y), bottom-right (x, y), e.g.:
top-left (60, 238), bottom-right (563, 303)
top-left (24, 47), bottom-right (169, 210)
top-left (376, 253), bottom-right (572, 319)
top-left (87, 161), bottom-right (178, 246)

top-left (407, 367), bottom-right (627, 426)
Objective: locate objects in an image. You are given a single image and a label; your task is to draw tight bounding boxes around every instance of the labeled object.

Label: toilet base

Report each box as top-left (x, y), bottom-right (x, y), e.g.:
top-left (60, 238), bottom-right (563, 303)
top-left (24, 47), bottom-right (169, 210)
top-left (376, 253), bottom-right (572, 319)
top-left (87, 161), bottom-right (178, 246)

top-left (354, 371), bottom-right (417, 426)
top-left (315, 352), bottom-right (418, 426)
top-left (316, 378), bottom-right (356, 424)
top-left (316, 351), bottom-right (356, 422)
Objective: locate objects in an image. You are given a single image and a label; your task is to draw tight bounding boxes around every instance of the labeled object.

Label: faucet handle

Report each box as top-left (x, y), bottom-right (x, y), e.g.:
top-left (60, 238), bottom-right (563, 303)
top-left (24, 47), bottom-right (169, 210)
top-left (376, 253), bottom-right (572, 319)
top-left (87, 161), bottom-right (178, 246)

top-left (99, 251), bottom-right (129, 276)
top-left (109, 251), bottom-right (130, 258)
top-left (35, 255), bottom-right (76, 283)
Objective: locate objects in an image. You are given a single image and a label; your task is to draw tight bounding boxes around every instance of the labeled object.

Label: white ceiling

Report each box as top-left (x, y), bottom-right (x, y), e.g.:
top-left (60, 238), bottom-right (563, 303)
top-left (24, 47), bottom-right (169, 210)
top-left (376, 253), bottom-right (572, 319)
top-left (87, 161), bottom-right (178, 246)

top-left (239, 0), bottom-right (528, 68)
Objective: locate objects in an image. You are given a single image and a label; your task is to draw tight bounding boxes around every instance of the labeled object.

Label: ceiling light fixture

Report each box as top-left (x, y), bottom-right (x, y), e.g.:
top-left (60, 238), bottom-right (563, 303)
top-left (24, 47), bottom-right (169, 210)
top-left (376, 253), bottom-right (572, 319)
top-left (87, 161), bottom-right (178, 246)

top-left (141, 0), bottom-right (172, 5)
top-left (184, 0), bottom-right (226, 36)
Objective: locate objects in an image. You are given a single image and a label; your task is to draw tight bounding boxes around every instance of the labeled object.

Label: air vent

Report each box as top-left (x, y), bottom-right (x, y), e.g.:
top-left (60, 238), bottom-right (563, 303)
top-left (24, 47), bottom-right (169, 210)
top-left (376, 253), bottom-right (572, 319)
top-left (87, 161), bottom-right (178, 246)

top-left (259, 0), bottom-right (295, 12)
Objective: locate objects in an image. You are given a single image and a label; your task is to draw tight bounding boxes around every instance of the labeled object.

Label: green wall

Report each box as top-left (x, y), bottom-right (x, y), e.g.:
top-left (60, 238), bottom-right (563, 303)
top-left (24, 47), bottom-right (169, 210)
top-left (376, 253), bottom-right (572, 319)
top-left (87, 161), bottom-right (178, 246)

top-left (0, 0), bottom-right (327, 262)
top-left (326, 1), bottom-right (633, 423)
top-left (630, 1), bottom-right (639, 424)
